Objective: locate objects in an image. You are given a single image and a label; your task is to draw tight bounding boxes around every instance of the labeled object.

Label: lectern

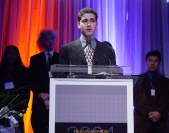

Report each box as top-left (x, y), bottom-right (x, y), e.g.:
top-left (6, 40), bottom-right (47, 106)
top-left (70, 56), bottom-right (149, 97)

top-left (49, 65), bottom-right (134, 133)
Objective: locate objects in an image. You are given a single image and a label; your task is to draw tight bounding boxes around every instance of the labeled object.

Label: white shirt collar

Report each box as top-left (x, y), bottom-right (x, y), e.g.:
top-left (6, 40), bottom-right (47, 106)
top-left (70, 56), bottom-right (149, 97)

top-left (44, 50), bottom-right (54, 57)
top-left (80, 35), bottom-right (96, 49)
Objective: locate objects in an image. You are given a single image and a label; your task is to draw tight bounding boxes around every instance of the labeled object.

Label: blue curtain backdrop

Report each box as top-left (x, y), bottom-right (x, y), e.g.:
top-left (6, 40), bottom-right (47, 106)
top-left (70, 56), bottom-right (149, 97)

top-left (0, 0), bottom-right (169, 77)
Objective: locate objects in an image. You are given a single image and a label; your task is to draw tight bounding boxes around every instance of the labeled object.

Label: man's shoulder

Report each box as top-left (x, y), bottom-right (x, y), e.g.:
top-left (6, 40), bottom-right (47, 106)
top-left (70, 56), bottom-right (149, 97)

top-left (159, 75), bottom-right (169, 82)
top-left (139, 72), bottom-right (169, 80)
top-left (31, 52), bottom-right (44, 57)
top-left (30, 52), bottom-right (45, 61)
top-left (139, 72), bottom-right (147, 77)
top-left (96, 40), bottom-right (112, 49)
top-left (60, 39), bottom-right (80, 51)
top-left (69, 39), bottom-right (80, 44)
top-left (137, 72), bottom-right (147, 79)
top-left (53, 51), bottom-right (59, 56)
top-left (64, 39), bottom-right (80, 47)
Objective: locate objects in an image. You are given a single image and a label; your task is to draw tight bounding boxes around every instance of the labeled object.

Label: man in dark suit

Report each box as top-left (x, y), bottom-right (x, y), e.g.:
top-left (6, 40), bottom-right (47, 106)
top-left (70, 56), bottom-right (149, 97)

top-left (59, 8), bottom-right (116, 66)
top-left (134, 50), bottom-right (169, 133)
top-left (29, 29), bottom-right (59, 133)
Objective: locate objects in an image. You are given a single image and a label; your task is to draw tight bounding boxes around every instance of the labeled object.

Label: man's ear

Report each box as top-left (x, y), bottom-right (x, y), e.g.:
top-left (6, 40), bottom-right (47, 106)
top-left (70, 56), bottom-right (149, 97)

top-left (77, 22), bottom-right (80, 29)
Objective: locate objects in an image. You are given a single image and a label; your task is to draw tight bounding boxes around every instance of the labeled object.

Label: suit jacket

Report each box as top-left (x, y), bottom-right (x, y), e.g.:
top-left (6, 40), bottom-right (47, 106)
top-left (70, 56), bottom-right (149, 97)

top-left (29, 51), bottom-right (58, 113)
top-left (134, 72), bottom-right (169, 133)
top-left (59, 39), bottom-right (116, 65)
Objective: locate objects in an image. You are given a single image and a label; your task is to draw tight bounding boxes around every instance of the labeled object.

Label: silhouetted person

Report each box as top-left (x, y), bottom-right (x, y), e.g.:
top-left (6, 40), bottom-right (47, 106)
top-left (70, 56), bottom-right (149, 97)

top-left (0, 45), bottom-right (31, 133)
top-left (29, 29), bottom-right (59, 133)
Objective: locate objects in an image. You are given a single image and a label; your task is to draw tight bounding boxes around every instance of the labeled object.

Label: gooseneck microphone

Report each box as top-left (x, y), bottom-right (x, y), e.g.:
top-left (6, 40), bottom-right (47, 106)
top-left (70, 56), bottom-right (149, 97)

top-left (68, 39), bottom-right (121, 76)
top-left (86, 38), bottom-right (91, 46)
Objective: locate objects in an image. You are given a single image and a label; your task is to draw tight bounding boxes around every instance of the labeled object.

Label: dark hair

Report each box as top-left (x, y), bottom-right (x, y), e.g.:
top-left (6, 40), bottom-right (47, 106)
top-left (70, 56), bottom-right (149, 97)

top-left (0, 45), bottom-right (23, 69)
top-left (146, 50), bottom-right (161, 63)
top-left (78, 8), bottom-right (98, 22)
top-left (37, 29), bottom-right (56, 49)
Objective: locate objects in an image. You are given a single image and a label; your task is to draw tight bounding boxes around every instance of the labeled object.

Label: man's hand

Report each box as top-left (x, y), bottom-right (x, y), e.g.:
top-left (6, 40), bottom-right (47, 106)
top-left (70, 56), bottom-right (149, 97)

top-left (44, 99), bottom-right (49, 110)
top-left (38, 93), bottom-right (49, 109)
top-left (148, 111), bottom-right (161, 122)
top-left (38, 93), bottom-right (49, 102)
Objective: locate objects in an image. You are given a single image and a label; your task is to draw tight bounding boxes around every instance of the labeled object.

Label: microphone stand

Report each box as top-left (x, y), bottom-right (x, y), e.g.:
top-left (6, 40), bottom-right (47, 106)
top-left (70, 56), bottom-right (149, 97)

top-left (92, 44), bottom-right (113, 78)
top-left (68, 39), bottom-right (116, 77)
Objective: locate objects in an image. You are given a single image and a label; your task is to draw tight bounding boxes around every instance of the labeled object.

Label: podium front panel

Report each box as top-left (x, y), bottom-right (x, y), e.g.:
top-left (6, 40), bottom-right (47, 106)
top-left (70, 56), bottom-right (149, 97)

top-left (49, 78), bottom-right (133, 133)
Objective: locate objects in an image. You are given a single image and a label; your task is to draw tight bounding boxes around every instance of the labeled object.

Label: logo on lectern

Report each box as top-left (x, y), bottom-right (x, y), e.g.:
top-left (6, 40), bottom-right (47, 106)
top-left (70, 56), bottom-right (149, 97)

top-left (67, 126), bottom-right (114, 133)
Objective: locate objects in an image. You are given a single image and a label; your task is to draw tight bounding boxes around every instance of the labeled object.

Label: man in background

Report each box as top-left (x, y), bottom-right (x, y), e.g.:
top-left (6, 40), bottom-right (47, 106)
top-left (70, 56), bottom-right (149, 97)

top-left (29, 29), bottom-right (59, 133)
top-left (134, 50), bottom-right (169, 133)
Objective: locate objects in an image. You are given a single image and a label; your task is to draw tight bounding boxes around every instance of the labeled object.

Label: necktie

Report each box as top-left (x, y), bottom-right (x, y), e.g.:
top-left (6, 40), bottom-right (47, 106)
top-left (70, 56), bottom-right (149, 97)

top-left (84, 45), bottom-right (94, 65)
top-left (151, 74), bottom-right (155, 89)
top-left (150, 74), bottom-right (156, 96)
top-left (47, 53), bottom-right (52, 71)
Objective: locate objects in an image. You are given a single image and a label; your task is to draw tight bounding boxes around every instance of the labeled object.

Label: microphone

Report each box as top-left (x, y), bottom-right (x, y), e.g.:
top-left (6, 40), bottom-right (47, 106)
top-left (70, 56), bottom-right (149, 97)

top-left (68, 39), bottom-right (123, 76)
top-left (91, 46), bottom-right (112, 75)
top-left (91, 44), bottom-right (123, 76)
top-left (86, 38), bottom-right (91, 46)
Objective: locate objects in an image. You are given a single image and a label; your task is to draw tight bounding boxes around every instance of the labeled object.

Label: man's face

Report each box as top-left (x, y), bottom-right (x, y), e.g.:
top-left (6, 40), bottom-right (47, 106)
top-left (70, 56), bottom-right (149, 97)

top-left (147, 56), bottom-right (160, 71)
top-left (42, 34), bottom-right (55, 51)
top-left (77, 13), bottom-right (97, 39)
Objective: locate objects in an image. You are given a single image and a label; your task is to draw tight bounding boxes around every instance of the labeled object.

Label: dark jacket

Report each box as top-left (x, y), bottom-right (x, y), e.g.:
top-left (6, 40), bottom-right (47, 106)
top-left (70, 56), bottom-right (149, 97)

top-left (59, 39), bottom-right (116, 65)
top-left (134, 72), bottom-right (169, 133)
top-left (29, 51), bottom-right (58, 112)
top-left (29, 51), bottom-right (58, 133)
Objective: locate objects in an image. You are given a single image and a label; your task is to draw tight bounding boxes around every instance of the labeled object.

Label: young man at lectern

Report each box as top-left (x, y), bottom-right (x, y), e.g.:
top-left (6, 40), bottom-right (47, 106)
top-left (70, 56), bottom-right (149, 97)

top-left (59, 8), bottom-right (116, 66)
top-left (134, 50), bottom-right (169, 133)
top-left (29, 29), bottom-right (59, 133)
